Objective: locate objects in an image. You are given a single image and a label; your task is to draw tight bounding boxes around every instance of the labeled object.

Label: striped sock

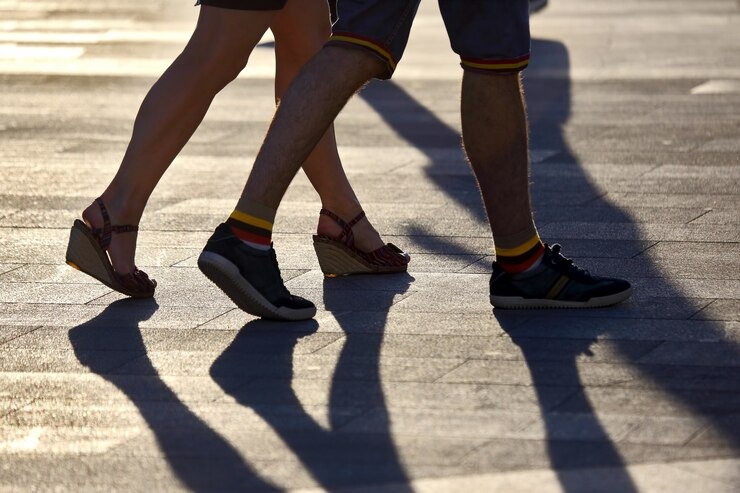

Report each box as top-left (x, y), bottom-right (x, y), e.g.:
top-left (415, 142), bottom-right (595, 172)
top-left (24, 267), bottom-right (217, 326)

top-left (226, 198), bottom-right (276, 251)
top-left (494, 226), bottom-right (545, 274)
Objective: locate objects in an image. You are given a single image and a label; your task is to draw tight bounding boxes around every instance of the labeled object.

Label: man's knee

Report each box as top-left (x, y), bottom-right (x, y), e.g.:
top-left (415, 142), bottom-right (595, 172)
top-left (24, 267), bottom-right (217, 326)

top-left (322, 44), bottom-right (388, 80)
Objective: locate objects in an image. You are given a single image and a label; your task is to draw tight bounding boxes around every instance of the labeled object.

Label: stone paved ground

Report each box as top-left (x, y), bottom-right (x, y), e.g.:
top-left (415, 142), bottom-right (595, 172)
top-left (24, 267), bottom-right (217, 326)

top-left (1, 0), bottom-right (739, 491)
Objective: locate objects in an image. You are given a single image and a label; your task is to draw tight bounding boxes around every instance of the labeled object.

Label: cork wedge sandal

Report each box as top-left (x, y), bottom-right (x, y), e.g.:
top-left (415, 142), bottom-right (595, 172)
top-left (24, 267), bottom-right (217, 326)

top-left (65, 198), bottom-right (156, 298)
top-left (312, 209), bottom-right (410, 277)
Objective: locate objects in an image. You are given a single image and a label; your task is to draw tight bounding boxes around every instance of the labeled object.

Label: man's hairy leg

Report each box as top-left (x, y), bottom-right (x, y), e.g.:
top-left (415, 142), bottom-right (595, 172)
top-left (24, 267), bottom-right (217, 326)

top-left (242, 46), bottom-right (386, 209)
top-left (461, 71), bottom-right (535, 237)
top-left (198, 46), bottom-right (387, 320)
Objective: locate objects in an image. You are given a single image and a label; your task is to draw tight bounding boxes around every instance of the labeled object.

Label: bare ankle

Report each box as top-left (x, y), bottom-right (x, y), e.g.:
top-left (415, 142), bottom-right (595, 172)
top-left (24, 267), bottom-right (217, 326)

top-left (319, 199), bottom-right (363, 221)
top-left (85, 193), bottom-right (144, 227)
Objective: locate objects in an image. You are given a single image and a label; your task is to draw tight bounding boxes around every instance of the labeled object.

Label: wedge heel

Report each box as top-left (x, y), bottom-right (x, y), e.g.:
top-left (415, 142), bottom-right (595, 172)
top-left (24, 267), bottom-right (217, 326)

top-left (313, 237), bottom-right (371, 276)
top-left (66, 219), bottom-right (115, 285)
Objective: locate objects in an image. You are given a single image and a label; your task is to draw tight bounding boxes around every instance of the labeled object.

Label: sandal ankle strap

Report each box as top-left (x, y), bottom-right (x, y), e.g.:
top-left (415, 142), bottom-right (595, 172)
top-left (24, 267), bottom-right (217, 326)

top-left (319, 208), bottom-right (366, 247)
top-left (90, 197), bottom-right (139, 250)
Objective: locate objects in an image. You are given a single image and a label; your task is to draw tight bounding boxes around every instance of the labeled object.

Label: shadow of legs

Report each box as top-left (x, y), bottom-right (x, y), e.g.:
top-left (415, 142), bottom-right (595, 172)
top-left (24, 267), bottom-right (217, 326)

top-left (210, 275), bottom-right (414, 490)
top-left (69, 299), bottom-right (278, 492)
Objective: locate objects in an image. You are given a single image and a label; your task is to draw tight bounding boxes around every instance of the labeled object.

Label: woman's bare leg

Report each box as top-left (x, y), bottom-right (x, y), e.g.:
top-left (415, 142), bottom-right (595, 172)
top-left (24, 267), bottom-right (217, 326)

top-left (83, 6), bottom-right (276, 274)
top-left (271, 0), bottom-right (385, 252)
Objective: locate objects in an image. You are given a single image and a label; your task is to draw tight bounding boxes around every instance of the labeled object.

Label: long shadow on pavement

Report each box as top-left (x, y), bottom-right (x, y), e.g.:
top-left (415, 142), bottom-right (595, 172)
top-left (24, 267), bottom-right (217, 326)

top-left (360, 37), bottom-right (740, 488)
top-left (211, 274), bottom-right (414, 491)
top-left (69, 299), bottom-right (280, 492)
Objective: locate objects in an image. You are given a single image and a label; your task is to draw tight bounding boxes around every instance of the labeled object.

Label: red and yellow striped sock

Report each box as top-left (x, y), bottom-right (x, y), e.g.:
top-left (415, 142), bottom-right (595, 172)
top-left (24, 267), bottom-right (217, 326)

top-left (494, 227), bottom-right (545, 274)
top-left (226, 198), bottom-right (276, 251)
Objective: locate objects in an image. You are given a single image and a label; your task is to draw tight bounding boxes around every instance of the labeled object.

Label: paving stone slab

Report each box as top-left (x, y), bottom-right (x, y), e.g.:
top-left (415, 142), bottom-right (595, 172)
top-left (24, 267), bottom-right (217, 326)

top-left (231, 378), bottom-right (577, 413)
top-left (0, 264), bottom-right (22, 276)
top-left (555, 386), bottom-right (740, 417)
top-left (1, 263), bottom-right (111, 283)
top-left (539, 222), bottom-right (740, 242)
top-left (460, 440), bottom-right (739, 482)
top-left (2, 401), bottom-right (150, 428)
top-left (341, 407), bottom-right (536, 439)
top-left (307, 332), bottom-right (662, 366)
top-left (690, 210), bottom-right (740, 225)
top-left (503, 317), bottom-right (740, 343)
top-left (0, 425), bottom-right (142, 455)
top-left (0, 302), bottom-right (229, 330)
top-left (194, 308), bottom-right (335, 331)
top-left (110, 432), bottom-right (486, 490)
top-left (0, 372), bottom-right (154, 405)
top-left (0, 325), bottom-right (40, 346)
top-left (692, 299), bottom-right (740, 321)
top-left (0, 349), bottom-right (141, 374)
top-left (686, 415), bottom-right (740, 448)
top-left (638, 340), bottom-right (740, 367)
top-left (573, 256), bottom-right (740, 281)
top-left (331, 310), bottom-right (532, 335)
top-left (0, 454), bottom-right (273, 493)
top-left (277, 288), bottom-right (418, 314)
top-left (642, 239), bottom-right (740, 256)
top-left (86, 267), bottom-right (311, 307)
top-left (439, 358), bottom-right (645, 387)
top-left (6, 326), bottom-right (170, 351)
top-left (0, 396), bottom-right (34, 421)
top-left (0, 372), bottom-right (240, 406)
top-left (389, 289), bottom-right (496, 314)
top-left (292, 458), bottom-right (740, 493)
top-left (622, 415), bottom-right (711, 446)
top-left (605, 192), bottom-right (740, 210)
top-left (119, 427), bottom-right (483, 467)
top-left (108, 329), bottom-right (342, 356)
top-left (114, 349), bottom-right (463, 384)
top-left (515, 412), bottom-right (638, 443)
top-left (630, 277), bottom-right (740, 300)
top-left (439, 359), bottom-right (740, 393)
top-left (0, 282), bottom-right (115, 305)
top-left (342, 406), bottom-right (706, 446)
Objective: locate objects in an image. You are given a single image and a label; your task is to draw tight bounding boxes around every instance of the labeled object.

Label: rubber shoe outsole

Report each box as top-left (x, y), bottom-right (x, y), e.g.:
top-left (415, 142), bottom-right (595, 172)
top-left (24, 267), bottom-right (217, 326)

top-left (491, 286), bottom-right (632, 310)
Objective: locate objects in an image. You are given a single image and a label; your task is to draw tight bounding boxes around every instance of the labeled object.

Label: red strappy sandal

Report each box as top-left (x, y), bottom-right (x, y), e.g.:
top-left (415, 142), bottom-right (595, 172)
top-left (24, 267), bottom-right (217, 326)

top-left (312, 209), bottom-right (410, 277)
top-left (65, 198), bottom-right (156, 298)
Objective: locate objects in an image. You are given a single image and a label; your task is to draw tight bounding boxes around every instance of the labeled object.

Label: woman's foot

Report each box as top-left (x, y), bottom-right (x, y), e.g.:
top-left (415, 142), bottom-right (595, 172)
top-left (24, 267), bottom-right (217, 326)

top-left (316, 208), bottom-right (385, 253)
top-left (71, 197), bottom-right (155, 297)
top-left (81, 199), bottom-right (140, 276)
top-left (313, 207), bottom-right (409, 276)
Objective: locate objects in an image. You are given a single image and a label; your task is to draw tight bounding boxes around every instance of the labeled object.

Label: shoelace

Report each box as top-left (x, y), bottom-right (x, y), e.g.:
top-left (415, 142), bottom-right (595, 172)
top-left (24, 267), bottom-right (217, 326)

top-left (546, 243), bottom-right (590, 277)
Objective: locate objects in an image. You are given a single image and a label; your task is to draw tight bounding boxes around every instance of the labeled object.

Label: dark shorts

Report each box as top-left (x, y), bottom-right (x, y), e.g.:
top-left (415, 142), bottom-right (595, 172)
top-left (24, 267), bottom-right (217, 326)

top-left (328, 0), bottom-right (530, 79)
top-left (195, 0), bottom-right (288, 10)
top-left (196, 0), bottom-right (337, 17)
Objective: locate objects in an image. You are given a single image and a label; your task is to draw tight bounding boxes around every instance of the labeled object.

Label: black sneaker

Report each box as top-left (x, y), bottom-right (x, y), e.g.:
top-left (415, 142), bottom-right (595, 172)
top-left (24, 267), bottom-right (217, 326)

top-left (490, 244), bottom-right (632, 309)
top-left (198, 223), bottom-right (316, 321)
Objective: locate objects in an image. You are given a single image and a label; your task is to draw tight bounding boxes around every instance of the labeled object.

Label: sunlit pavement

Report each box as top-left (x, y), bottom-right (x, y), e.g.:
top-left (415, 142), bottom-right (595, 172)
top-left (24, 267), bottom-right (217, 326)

top-left (1, 1), bottom-right (739, 491)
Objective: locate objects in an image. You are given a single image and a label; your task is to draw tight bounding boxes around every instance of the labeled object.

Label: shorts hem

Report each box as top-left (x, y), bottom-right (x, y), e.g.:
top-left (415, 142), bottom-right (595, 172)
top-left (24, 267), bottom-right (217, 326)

top-left (195, 0), bottom-right (286, 11)
top-left (329, 32), bottom-right (397, 78)
top-left (460, 53), bottom-right (530, 73)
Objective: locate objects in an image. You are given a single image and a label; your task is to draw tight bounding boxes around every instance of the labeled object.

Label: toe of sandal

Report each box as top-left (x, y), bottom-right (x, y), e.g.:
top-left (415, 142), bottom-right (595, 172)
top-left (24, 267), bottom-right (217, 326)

top-left (116, 268), bottom-right (156, 298)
